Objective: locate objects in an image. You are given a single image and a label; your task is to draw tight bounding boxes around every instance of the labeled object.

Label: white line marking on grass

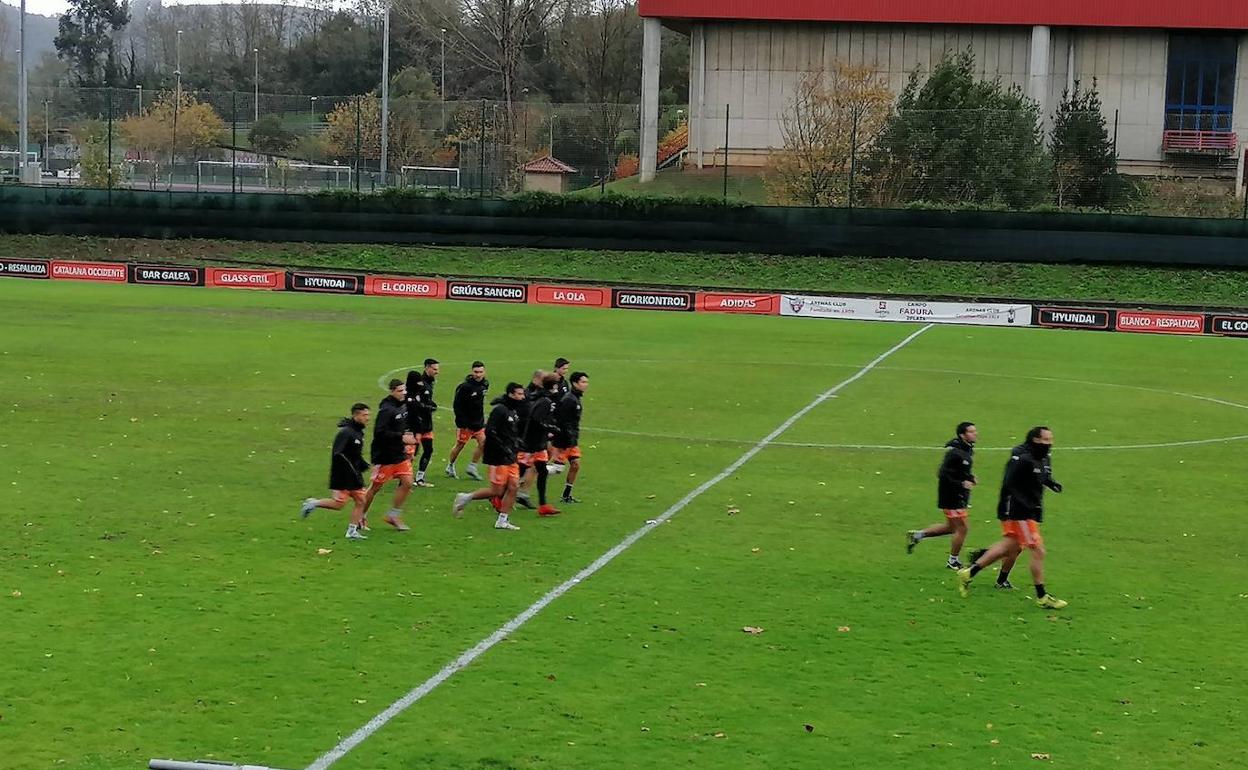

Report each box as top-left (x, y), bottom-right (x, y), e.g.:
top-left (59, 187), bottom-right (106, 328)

top-left (306, 324), bottom-right (935, 770)
top-left (585, 427), bottom-right (1248, 453)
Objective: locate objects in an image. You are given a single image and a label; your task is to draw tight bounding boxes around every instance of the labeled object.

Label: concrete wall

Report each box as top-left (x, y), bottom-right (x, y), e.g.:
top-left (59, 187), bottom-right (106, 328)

top-left (524, 173), bottom-right (568, 194)
top-left (686, 20), bottom-right (1248, 174)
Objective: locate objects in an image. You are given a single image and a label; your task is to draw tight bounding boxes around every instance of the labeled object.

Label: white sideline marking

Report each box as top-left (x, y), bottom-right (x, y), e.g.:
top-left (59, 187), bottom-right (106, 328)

top-left (586, 427), bottom-right (1248, 453)
top-left (305, 324), bottom-right (935, 770)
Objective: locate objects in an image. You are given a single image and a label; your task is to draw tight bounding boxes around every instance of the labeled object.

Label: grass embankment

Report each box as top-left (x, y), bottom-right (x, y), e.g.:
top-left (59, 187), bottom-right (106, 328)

top-left (1, 234), bottom-right (1245, 308)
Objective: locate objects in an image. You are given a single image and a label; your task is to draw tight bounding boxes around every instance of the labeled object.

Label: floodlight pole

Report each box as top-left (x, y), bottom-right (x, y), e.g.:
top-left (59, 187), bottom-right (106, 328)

top-left (18, 0), bottom-right (29, 182)
top-left (253, 48), bottom-right (260, 124)
top-left (380, 0), bottom-right (391, 186)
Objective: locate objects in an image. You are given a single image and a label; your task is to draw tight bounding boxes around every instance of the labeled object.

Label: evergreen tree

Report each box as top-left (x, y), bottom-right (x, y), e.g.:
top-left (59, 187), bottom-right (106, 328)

top-left (1051, 80), bottom-right (1118, 208)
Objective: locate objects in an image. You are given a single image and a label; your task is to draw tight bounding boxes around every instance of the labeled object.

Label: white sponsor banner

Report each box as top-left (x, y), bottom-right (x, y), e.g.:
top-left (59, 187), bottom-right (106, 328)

top-left (780, 295), bottom-right (1032, 327)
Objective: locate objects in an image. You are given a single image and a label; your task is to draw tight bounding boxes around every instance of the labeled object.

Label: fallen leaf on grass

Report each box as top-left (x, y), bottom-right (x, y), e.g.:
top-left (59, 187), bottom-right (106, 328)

top-left (713, 732), bottom-right (726, 739)
top-left (837, 626), bottom-right (851, 633)
top-left (1030, 753), bottom-right (1051, 761)
top-left (804, 724), bottom-right (814, 733)
top-left (317, 548), bottom-right (333, 555)
top-left (9, 591), bottom-right (20, 598)
top-left (546, 674), bottom-right (557, 681)
top-left (751, 547), bottom-right (760, 553)
top-left (727, 506), bottom-right (740, 515)
top-left (742, 626), bottom-right (765, 635)
top-left (641, 726), bottom-right (650, 732)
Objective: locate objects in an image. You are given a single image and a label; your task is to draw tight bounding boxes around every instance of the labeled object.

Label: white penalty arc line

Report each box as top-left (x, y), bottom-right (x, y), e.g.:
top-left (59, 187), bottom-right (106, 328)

top-left (584, 427), bottom-right (1248, 452)
top-left (304, 323), bottom-right (935, 770)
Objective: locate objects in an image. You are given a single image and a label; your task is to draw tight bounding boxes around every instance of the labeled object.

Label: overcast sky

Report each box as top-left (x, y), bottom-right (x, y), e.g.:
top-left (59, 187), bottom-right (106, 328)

top-left (4, 0), bottom-right (341, 18)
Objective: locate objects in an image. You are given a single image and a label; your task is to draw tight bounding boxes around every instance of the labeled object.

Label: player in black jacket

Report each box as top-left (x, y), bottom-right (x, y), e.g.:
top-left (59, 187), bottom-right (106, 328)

top-left (905, 422), bottom-right (978, 569)
top-left (453, 383), bottom-right (527, 531)
top-left (445, 361), bottom-right (489, 480)
top-left (551, 372), bottom-right (588, 503)
top-left (517, 373), bottom-right (562, 517)
top-left (300, 403), bottom-right (373, 540)
top-left (363, 379), bottom-right (418, 532)
top-left (957, 426), bottom-right (1069, 610)
top-left (551, 357), bottom-right (571, 400)
top-left (406, 358), bottom-right (440, 487)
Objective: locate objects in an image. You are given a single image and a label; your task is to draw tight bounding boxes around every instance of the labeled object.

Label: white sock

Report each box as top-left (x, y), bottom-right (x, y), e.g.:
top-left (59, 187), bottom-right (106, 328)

top-left (416, 471), bottom-right (426, 482)
top-left (913, 532), bottom-right (925, 541)
top-left (388, 508), bottom-right (402, 517)
top-left (467, 463), bottom-right (477, 472)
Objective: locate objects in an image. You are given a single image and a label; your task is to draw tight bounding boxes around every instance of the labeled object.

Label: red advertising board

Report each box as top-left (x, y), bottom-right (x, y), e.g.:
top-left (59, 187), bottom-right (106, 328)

top-left (50, 260), bottom-right (128, 283)
top-left (364, 275), bottom-right (446, 299)
top-left (697, 292), bottom-right (780, 315)
top-left (208, 267), bottom-right (285, 290)
top-left (1115, 310), bottom-right (1205, 335)
top-left (531, 284), bottom-right (608, 308)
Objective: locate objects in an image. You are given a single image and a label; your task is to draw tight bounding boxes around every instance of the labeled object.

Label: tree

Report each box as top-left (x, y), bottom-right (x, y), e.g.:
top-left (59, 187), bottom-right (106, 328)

top-left (285, 12), bottom-right (383, 96)
top-left (1050, 80), bottom-right (1117, 208)
top-left (325, 95), bottom-right (438, 168)
top-left (249, 115), bottom-right (297, 154)
top-left (74, 120), bottom-right (123, 187)
top-left (54, 0), bottom-right (131, 87)
top-left (397, 0), bottom-right (562, 134)
top-left (120, 91), bottom-right (226, 160)
top-left (864, 49), bottom-right (1049, 209)
top-left (768, 64), bottom-right (892, 206)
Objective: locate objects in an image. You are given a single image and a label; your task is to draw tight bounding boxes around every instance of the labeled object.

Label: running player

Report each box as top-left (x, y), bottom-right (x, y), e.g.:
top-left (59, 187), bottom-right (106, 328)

top-left (906, 422), bottom-right (978, 569)
top-left (453, 383), bottom-right (526, 530)
top-left (446, 361), bottom-right (488, 480)
top-left (362, 379), bottom-right (418, 531)
top-left (525, 369), bottom-right (547, 401)
top-left (517, 373), bottom-right (562, 517)
top-left (300, 402), bottom-right (372, 540)
top-left (552, 357), bottom-right (571, 400)
top-left (552, 371), bottom-right (588, 504)
top-left (406, 358), bottom-right (439, 488)
top-left (957, 427), bottom-right (1068, 609)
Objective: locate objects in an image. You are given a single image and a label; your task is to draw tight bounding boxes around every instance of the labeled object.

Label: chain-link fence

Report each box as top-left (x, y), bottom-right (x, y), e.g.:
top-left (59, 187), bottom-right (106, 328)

top-left (2, 87), bottom-right (1245, 217)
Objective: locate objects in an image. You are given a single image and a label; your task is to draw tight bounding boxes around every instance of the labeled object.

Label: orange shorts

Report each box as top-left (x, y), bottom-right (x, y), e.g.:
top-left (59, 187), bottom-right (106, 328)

top-left (551, 446), bottom-right (581, 461)
top-left (489, 463), bottom-right (521, 486)
top-left (371, 460), bottom-right (413, 485)
top-left (1002, 520), bottom-right (1043, 549)
top-left (943, 509), bottom-right (968, 520)
top-left (517, 450), bottom-right (549, 465)
top-left (332, 489), bottom-right (366, 504)
top-left (457, 428), bottom-right (485, 444)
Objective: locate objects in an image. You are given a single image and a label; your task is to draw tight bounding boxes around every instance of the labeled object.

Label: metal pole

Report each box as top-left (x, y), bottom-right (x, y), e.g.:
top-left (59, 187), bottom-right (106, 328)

top-left (1110, 108), bottom-right (1119, 213)
top-left (380, 1), bottom-right (391, 187)
top-left (232, 91), bottom-right (238, 198)
top-left (18, 0), bottom-right (28, 183)
top-left (107, 88), bottom-right (114, 195)
top-left (44, 99), bottom-right (49, 170)
top-left (479, 99), bottom-right (486, 197)
top-left (440, 28), bottom-right (447, 132)
top-left (355, 96), bottom-right (362, 194)
top-left (722, 104), bottom-right (729, 200)
top-left (137, 85), bottom-right (142, 112)
top-left (550, 114), bottom-right (556, 155)
top-left (253, 48), bottom-right (259, 124)
top-left (848, 118), bottom-right (857, 208)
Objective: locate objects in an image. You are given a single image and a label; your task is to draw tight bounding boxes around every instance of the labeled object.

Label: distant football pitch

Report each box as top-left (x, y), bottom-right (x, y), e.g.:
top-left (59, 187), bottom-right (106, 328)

top-left (2, 280), bottom-right (1245, 770)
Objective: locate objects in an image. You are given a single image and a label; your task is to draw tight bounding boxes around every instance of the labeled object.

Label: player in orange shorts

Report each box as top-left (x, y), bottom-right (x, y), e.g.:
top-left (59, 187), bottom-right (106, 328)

top-left (446, 361), bottom-right (489, 480)
top-left (518, 373), bottom-right (562, 516)
top-left (957, 427), bottom-right (1068, 609)
top-left (906, 422), bottom-right (978, 569)
top-left (406, 358), bottom-right (440, 488)
top-left (552, 372), bottom-right (588, 504)
top-left (300, 402), bottom-right (373, 540)
top-left (453, 382), bottom-right (526, 530)
top-left (362, 379), bottom-right (418, 531)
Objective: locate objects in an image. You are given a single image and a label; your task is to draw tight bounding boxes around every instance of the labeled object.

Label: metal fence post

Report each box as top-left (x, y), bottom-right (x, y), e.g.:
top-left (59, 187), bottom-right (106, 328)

top-left (848, 120), bottom-right (857, 209)
top-left (722, 104), bottom-right (730, 201)
top-left (479, 99), bottom-right (486, 198)
top-left (231, 91), bottom-right (238, 199)
top-left (106, 88), bottom-right (114, 201)
top-left (355, 96), bottom-right (362, 194)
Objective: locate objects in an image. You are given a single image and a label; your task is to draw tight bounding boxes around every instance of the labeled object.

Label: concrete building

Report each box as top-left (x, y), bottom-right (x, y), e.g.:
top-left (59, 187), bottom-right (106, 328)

top-left (636, 1), bottom-right (1248, 179)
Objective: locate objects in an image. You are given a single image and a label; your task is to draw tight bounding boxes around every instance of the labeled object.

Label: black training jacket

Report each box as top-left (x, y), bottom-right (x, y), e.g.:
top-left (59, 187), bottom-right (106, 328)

top-left (522, 392), bottom-right (558, 453)
top-left (936, 437), bottom-right (976, 510)
top-left (552, 390), bottom-right (583, 449)
top-left (452, 376), bottom-right (489, 430)
top-left (483, 397), bottom-right (522, 466)
top-left (406, 371), bottom-right (437, 434)
top-left (997, 443), bottom-right (1061, 522)
top-left (370, 395), bottom-right (409, 465)
top-left (329, 417), bottom-right (370, 490)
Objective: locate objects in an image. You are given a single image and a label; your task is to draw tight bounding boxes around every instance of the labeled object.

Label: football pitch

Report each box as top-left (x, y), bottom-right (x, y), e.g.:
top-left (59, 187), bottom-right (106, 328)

top-left (2, 279), bottom-right (1246, 770)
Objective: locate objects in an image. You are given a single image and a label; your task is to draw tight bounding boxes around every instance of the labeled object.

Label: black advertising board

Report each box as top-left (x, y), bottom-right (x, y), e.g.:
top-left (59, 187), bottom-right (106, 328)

top-left (287, 271), bottom-right (365, 294)
top-left (0, 259), bottom-right (50, 279)
top-left (611, 288), bottom-right (695, 312)
top-left (445, 280), bottom-right (529, 303)
top-left (128, 264), bottom-right (204, 286)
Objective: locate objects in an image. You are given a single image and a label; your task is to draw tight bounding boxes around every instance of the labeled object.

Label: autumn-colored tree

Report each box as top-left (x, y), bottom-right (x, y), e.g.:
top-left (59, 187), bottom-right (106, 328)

top-left (120, 92), bottom-right (226, 160)
top-left (768, 64), bottom-right (892, 207)
top-left (73, 120), bottom-right (123, 188)
top-left (325, 96), bottom-right (438, 169)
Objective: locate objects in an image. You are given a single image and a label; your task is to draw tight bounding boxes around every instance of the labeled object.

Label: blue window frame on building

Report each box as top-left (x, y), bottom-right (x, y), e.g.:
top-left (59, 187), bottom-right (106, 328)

top-left (1165, 35), bottom-right (1238, 132)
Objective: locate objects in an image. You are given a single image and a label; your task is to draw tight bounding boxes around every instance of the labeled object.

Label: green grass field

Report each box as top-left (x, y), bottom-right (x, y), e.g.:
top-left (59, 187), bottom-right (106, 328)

top-left (2, 279), bottom-right (1246, 770)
